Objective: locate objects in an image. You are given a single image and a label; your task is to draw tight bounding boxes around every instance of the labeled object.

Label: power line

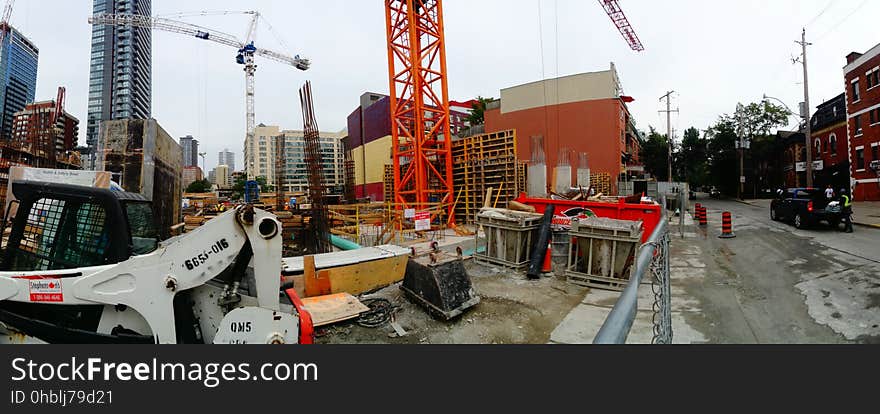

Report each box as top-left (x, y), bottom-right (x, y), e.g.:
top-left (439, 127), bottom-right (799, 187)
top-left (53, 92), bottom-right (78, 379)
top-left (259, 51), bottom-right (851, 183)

top-left (815, 0), bottom-right (869, 41)
top-left (805, 0), bottom-right (837, 28)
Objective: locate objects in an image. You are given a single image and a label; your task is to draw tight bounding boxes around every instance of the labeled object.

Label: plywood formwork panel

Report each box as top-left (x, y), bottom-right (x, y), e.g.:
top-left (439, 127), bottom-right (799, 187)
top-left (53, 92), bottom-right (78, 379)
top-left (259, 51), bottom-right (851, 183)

top-left (97, 119), bottom-right (182, 239)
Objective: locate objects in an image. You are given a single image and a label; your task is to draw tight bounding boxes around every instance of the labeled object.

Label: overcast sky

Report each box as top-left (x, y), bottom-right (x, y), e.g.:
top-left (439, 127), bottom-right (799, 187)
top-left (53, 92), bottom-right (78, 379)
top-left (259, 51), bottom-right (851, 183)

top-left (12, 0), bottom-right (880, 172)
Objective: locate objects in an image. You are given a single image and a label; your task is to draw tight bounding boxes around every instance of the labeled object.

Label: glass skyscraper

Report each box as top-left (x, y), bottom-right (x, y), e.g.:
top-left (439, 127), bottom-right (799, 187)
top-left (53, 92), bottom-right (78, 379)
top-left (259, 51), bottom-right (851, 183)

top-left (180, 135), bottom-right (198, 168)
top-left (0, 25), bottom-right (38, 140)
top-left (87, 0), bottom-right (152, 168)
top-left (219, 149), bottom-right (235, 172)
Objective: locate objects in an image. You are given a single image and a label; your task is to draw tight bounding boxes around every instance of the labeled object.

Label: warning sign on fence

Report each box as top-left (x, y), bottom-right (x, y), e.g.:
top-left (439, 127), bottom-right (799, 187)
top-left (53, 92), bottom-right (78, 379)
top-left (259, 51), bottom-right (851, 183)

top-left (414, 211), bottom-right (431, 231)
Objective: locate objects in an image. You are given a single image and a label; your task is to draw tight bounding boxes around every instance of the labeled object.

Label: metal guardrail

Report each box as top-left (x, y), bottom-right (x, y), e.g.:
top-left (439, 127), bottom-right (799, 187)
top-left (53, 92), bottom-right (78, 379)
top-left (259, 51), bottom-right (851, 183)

top-left (593, 207), bottom-right (672, 344)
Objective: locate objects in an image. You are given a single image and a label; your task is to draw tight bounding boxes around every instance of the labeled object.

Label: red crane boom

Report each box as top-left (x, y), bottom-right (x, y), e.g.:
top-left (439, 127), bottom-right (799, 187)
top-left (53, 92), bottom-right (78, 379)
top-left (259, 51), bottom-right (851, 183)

top-left (597, 0), bottom-right (644, 52)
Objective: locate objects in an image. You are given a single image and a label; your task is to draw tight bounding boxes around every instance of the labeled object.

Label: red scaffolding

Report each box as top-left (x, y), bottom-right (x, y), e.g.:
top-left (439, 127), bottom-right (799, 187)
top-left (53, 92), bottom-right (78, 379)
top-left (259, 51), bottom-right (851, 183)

top-left (384, 0), bottom-right (455, 223)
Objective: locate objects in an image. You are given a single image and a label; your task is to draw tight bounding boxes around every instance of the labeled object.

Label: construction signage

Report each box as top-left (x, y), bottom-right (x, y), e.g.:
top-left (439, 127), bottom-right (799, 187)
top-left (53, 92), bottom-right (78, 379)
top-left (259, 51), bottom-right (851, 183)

top-left (414, 211), bottom-right (431, 231)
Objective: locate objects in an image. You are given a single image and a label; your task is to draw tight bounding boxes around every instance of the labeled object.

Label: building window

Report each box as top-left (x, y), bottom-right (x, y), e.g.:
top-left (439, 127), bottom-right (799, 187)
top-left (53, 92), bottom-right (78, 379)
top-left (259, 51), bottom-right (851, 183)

top-left (872, 108), bottom-right (880, 126)
top-left (855, 115), bottom-right (863, 136)
top-left (873, 145), bottom-right (880, 164)
top-left (856, 147), bottom-right (865, 171)
top-left (815, 139), bottom-right (822, 155)
top-left (829, 134), bottom-right (837, 157)
top-left (852, 79), bottom-right (861, 102)
top-left (868, 68), bottom-right (880, 90)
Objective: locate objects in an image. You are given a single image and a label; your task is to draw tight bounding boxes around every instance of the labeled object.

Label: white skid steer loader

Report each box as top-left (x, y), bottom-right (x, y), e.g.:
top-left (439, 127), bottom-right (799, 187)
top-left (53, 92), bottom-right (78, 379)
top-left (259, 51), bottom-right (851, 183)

top-left (0, 181), bottom-right (313, 344)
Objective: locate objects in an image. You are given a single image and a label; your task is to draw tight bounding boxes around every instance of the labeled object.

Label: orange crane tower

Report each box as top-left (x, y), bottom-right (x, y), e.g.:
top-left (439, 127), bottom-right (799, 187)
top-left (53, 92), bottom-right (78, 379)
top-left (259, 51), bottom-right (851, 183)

top-left (384, 0), bottom-right (455, 222)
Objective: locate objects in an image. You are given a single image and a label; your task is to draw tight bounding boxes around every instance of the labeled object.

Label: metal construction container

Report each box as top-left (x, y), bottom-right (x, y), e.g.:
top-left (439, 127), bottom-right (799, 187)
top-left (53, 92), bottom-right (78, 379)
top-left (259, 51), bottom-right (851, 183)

top-left (474, 208), bottom-right (544, 270)
top-left (551, 230), bottom-right (571, 277)
top-left (96, 119), bottom-right (182, 239)
top-left (565, 217), bottom-right (644, 291)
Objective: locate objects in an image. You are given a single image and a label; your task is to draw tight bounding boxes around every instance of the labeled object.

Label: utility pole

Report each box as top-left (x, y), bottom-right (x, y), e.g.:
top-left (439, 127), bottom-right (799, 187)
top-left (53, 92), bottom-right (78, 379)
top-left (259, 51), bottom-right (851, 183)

top-left (660, 91), bottom-right (679, 183)
top-left (797, 28), bottom-right (814, 188)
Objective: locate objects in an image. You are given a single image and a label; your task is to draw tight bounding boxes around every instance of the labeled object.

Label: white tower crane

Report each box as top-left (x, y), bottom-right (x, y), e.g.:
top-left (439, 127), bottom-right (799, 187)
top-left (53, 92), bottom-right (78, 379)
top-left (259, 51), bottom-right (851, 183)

top-left (88, 11), bottom-right (310, 178)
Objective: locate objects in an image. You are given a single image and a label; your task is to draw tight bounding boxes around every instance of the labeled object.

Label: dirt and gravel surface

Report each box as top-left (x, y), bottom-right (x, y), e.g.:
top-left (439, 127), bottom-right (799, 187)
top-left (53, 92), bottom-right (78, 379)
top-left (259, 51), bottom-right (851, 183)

top-left (316, 261), bottom-right (588, 345)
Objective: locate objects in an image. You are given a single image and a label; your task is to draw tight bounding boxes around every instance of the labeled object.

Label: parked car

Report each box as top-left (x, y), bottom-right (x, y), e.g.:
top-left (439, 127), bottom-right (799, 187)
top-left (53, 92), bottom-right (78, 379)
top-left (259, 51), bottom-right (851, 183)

top-left (770, 188), bottom-right (841, 229)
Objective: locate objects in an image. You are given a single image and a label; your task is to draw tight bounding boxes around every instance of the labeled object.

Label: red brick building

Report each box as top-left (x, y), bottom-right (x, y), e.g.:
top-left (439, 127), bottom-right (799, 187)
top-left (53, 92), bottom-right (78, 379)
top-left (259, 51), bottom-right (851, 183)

top-left (845, 44), bottom-right (880, 201)
top-left (810, 93), bottom-right (849, 190)
top-left (484, 65), bottom-right (641, 195)
top-left (10, 94), bottom-right (79, 167)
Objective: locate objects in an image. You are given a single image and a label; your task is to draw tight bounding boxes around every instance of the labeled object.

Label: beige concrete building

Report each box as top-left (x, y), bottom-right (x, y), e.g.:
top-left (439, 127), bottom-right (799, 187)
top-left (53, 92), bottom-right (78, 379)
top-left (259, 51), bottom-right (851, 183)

top-left (244, 124), bottom-right (345, 194)
top-left (213, 165), bottom-right (231, 189)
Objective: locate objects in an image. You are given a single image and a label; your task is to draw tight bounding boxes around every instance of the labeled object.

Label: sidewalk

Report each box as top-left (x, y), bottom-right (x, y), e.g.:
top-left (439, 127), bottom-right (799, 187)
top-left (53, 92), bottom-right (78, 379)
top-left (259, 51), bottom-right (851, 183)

top-left (853, 202), bottom-right (880, 229)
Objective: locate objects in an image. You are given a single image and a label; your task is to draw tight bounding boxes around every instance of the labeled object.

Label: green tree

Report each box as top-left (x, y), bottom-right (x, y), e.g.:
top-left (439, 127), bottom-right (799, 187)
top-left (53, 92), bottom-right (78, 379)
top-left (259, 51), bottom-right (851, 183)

top-left (706, 101), bottom-right (792, 197)
top-left (706, 118), bottom-right (739, 196)
top-left (639, 127), bottom-right (671, 181)
top-left (679, 127), bottom-right (708, 188)
top-left (185, 179), bottom-right (213, 194)
top-left (467, 96), bottom-right (494, 126)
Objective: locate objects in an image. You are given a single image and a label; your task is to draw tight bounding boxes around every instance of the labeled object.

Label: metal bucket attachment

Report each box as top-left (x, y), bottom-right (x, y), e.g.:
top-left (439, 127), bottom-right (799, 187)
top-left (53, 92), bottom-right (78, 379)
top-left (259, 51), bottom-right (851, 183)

top-left (401, 252), bottom-right (480, 321)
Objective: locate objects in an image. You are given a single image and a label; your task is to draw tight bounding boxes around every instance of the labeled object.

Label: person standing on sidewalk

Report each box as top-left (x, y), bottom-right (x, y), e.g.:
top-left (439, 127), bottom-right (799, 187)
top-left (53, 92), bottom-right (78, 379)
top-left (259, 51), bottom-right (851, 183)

top-left (840, 189), bottom-right (854, 233)
top-left (825, 185), bottom-right (835, 201)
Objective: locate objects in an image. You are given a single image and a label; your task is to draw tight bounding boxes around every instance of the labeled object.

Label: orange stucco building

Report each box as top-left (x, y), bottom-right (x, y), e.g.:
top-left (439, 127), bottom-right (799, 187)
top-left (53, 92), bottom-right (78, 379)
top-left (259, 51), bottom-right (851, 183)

top-left (485, 65), bottom-right (641, 195)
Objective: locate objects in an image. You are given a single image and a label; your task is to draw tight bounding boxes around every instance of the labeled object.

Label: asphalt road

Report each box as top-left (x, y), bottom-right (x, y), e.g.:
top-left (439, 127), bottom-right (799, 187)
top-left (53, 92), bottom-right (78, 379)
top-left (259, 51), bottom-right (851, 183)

top-left (676, 196), bottom-right (880, 344)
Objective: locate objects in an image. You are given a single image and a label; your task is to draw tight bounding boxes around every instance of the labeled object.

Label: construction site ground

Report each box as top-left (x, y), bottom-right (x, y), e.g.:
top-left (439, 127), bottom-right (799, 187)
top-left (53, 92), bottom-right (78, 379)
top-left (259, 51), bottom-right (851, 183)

top-left (316, 259), bottom-right (589, 345)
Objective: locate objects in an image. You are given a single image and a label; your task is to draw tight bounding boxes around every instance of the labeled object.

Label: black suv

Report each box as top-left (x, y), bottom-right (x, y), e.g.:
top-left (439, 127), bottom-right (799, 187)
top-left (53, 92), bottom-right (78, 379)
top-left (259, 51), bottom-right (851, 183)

top-left (771, 188), bottom-right (841, 229)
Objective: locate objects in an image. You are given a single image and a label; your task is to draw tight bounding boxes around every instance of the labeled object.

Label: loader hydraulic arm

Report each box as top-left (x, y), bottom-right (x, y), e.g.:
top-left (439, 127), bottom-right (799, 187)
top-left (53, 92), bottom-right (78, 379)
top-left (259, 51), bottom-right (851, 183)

top-left (0, 205), bottom-right (284, 344)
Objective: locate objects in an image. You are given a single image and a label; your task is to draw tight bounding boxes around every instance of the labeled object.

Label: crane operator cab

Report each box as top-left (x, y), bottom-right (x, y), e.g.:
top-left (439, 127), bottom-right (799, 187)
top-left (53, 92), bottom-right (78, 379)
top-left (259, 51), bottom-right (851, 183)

top-left (0, 181), bottom-right (159, 273)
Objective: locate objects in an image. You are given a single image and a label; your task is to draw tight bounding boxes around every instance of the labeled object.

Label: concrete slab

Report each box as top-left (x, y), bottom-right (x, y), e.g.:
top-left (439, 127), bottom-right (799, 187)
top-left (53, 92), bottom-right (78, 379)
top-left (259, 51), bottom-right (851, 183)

top-left (672, 267), bottom-right (706, 281)
top-left (797, 265), bottom-right (880, 342)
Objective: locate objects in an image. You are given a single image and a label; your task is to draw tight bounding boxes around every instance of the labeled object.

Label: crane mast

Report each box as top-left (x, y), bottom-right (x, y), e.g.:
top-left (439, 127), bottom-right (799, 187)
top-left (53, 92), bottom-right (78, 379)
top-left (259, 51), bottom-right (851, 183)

top-left (89, 11), bottom-right (310, 179)
top-left (385, 0), bottom-right (455, 223)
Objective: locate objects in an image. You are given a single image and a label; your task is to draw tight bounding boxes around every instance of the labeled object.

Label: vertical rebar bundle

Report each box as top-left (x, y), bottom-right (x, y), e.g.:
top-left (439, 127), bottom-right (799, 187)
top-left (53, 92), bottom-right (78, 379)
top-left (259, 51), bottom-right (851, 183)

top-left (299, 81), bottom-right (331, 254)
top-left (577, 152), bottom-right (591, 189)
top-left (555, 147), bottom-right (572, 194)
top-left (528, 135), bottom-right (547, 197)
top-left (275, 134), bottom-right (287, 211)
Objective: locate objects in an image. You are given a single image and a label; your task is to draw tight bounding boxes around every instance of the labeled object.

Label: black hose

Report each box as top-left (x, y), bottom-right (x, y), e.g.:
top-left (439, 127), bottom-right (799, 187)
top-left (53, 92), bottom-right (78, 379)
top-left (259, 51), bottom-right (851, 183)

top-left (527, 205), bottom-right (555, 280)
top-left (357, 299), bottom-right (398, 328)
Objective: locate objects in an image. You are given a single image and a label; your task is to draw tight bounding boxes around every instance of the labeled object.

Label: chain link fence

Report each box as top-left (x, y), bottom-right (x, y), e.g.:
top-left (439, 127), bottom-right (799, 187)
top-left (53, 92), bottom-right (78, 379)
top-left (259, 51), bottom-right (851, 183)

top-left (651, 231), bottom-right (673, 344)
top-left (593, 216), bottom-right (672, 344)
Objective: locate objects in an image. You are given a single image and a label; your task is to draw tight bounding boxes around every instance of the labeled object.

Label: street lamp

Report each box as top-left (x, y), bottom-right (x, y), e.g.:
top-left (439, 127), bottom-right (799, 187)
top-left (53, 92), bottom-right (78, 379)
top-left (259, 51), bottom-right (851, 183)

top-left (762, 95), bottom-right (804, 127)
top-left (198, 152), bottom-right (207, 180)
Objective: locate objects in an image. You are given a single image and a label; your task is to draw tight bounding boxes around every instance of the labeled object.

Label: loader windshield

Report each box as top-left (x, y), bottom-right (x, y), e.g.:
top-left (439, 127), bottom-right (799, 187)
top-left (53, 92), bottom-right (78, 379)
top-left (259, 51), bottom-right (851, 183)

top-left (123, 201), bottom-right (158, 255)
top-left (5, 198), bottom-right (111, 271)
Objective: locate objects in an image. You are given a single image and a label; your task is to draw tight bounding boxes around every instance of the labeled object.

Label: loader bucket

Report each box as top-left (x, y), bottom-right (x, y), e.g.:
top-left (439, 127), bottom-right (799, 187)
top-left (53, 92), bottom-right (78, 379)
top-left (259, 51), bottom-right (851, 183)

top-left (400, 254), bottom-right (480, 321)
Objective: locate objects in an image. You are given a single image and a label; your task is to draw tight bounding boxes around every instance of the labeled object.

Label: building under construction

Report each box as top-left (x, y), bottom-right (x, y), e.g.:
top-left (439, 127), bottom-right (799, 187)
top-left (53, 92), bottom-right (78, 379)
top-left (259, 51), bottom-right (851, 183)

top-left (0, 88), bottom-right (82, 215)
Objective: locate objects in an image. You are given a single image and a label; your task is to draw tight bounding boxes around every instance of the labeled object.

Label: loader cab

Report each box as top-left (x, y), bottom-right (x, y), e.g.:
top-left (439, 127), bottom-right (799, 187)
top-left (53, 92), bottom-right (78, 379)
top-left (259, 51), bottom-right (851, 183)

top-left (0, 181), bottom-right (159, 272)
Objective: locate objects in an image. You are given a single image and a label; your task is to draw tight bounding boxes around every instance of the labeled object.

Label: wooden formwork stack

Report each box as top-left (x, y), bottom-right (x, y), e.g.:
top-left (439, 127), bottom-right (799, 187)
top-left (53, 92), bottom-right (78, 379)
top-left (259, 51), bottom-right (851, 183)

top-left (516, 161), bottom-right (528, 197)
top-left (590, 172), bottom-right (613, 196)
top-left (451, 130), bottom-right (520, 224)
top-left (383, 165), bottom-right (394, 202)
